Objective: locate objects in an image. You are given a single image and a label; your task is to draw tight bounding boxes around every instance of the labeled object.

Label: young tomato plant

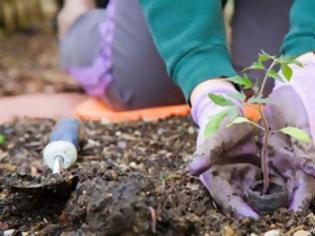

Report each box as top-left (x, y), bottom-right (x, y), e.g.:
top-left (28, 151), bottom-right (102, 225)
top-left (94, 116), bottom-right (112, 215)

top-left (204, 51), bottom-right (311, 194)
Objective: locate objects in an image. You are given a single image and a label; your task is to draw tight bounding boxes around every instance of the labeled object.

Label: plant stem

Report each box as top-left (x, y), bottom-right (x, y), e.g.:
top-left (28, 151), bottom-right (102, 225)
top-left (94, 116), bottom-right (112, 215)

top-left (259, 109), bottom-right (270, 194)
top-left (258, 59), bottom-right (276, 98)
top-left (247, 120), bottom-right (265, 132)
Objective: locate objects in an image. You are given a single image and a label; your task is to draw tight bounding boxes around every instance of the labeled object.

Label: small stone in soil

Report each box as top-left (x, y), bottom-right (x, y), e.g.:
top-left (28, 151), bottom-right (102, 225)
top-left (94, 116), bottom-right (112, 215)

top-left (264, 229), bottom-right (281, 236)
top-left (293, 230), bottom-right (311, 236)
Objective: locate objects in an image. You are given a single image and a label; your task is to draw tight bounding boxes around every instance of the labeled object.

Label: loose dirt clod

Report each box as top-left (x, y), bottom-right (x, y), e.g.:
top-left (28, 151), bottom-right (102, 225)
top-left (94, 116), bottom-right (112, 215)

top-left (1, 117), bottom-right (315, 235)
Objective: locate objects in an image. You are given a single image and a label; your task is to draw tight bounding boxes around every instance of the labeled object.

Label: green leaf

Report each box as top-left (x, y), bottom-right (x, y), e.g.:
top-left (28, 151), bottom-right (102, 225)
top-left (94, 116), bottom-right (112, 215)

top-left (278, 56), bottom-right (303, 68)
top-left (243, 62), bottom-right (265, 72)
top-left (227, 92), bottom-right (246, 101)
top-left (226, 116), bottom-right (265, 130)
top-left (292, 60), bottom-right (303, 68)
top-left (260, 50), bottom-right (275, 60)
top-left (226, 117), bottom-right (253, 128)
top-left (281, 64), bottom-right (293, 81)
top-left (204, 111), bottom-right (227, 138)
top-left (208, 93), bottom-right (234, 106)
top-left (277, 55), bottom-right (291, 64)
top-left (258, 54), bottom-right (270, 64)
top-left (277, 55), bottom-right (294, 64)
top-left (280, 127), bottom-right (312, 144)
top-left (267, 70), bottom-right (283, 81)
top-left (0, 135), bottom-right (5, 145)
top-left (226, 106), bottom-right (239, 121)
top-left (226, 75), bottom-right (253, 89)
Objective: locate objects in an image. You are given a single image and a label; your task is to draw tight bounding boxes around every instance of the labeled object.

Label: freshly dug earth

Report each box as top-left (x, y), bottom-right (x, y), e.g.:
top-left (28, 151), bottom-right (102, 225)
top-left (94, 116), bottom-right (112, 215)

top-left (1, 117), bottom-right (315, 235)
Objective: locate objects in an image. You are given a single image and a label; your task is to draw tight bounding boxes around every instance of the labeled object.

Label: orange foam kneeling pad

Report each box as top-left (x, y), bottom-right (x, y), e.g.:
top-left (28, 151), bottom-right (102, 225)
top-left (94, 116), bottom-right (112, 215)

top-left (75, 98), bottom-right (190, 123)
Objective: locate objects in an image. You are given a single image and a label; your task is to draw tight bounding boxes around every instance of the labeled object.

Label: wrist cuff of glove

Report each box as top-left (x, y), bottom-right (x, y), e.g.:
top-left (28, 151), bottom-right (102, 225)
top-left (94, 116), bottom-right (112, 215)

top-left (191, 86), bottom-right (237, 126)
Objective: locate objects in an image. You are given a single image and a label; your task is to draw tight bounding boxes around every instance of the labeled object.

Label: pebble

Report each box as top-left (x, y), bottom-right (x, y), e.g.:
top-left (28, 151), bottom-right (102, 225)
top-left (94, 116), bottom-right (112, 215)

top-left (157, 128), bottom-right (164, 135)
top-left (3, 229), bottom-right (14, 236)
top-left (100, 118), bottom-right (110, 125)
top-left (293, 230), bottom-right (311, 236)
top-left (187, 183), bottom-right (199, 191)
top-left (117, 141), bottom-right (127, 149)
top-left (118, 163), bottom-right (128, 172)
top-left (188, 126), bottom-right (195, 134)
top-left (264, 230), bottom-right (281, 236)
top-left (221, 225), bottom-right (236, 236)
top-left (129, 162), bottom-right (137, 168)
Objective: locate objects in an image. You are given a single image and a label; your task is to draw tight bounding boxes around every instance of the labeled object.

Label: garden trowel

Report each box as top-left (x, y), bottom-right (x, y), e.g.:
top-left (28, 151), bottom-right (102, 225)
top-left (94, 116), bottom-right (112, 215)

top-left (10, 118), bottom-right (83, 193)
top-left (43, 118), bottom-right (83, 174)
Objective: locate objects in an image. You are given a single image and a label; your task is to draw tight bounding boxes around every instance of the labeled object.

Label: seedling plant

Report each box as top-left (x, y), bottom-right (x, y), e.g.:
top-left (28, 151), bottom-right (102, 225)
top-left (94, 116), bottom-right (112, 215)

top-left (205, 51), bottom-right (311, 194)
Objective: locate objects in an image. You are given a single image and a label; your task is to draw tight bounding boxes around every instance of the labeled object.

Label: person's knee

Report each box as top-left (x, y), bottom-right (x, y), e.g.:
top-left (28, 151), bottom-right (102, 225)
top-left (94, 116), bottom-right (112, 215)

top-left (59, 10), bottom-right (106, 69)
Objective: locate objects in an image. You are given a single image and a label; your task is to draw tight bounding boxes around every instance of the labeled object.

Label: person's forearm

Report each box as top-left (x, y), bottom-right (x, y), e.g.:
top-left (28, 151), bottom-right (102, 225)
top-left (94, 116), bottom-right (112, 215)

top-left (139, 0), bottom-right (237, 101)
top-left (281, 0), bottom-right (315, 57)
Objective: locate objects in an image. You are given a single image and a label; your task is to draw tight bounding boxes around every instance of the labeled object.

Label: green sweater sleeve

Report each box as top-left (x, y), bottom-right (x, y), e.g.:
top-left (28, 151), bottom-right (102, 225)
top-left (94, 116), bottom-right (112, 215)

top-left (138, 0), bottom-right (237, 100)
top-left (281, 0), bottom-right (315, 57)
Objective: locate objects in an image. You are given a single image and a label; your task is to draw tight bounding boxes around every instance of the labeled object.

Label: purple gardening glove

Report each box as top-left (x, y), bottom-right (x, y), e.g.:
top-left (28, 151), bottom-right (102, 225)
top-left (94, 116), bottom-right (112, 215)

top-left (190, 81), bottom-right (260, 219)
top-left (189, 54), bottom-right (315, 219)
top-left (264, 53), bottom-right (315, 212)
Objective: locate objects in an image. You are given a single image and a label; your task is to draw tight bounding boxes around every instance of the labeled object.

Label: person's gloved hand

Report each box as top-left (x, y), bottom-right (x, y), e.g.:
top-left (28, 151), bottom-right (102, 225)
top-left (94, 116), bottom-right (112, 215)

top-left (272, 52), bottom-right (315, 166)
top-left (189, 58), bottom-right (315, 218)
top-left (58, 0), bottom-right (95, 40)
top-left (189, 80), bottom-right (260, 219)
top-left (264, 52), bottom-right (315, 211)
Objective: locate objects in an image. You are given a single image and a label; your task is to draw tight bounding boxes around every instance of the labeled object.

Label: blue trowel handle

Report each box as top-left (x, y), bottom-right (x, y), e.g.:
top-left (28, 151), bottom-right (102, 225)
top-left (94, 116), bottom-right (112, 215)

top-left (44, 118), bottom-right (84, 172)
top-left (49, 118), bottom-right (83, 149)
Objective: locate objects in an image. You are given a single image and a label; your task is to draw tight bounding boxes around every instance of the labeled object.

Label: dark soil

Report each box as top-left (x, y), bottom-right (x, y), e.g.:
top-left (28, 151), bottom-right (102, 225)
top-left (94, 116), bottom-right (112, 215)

top-left (0, 33), bottom-right (82, 96)
top-left (246, 181), bottom-right (289, 215)
top-left (1, 117), bottom-right (315, 235)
